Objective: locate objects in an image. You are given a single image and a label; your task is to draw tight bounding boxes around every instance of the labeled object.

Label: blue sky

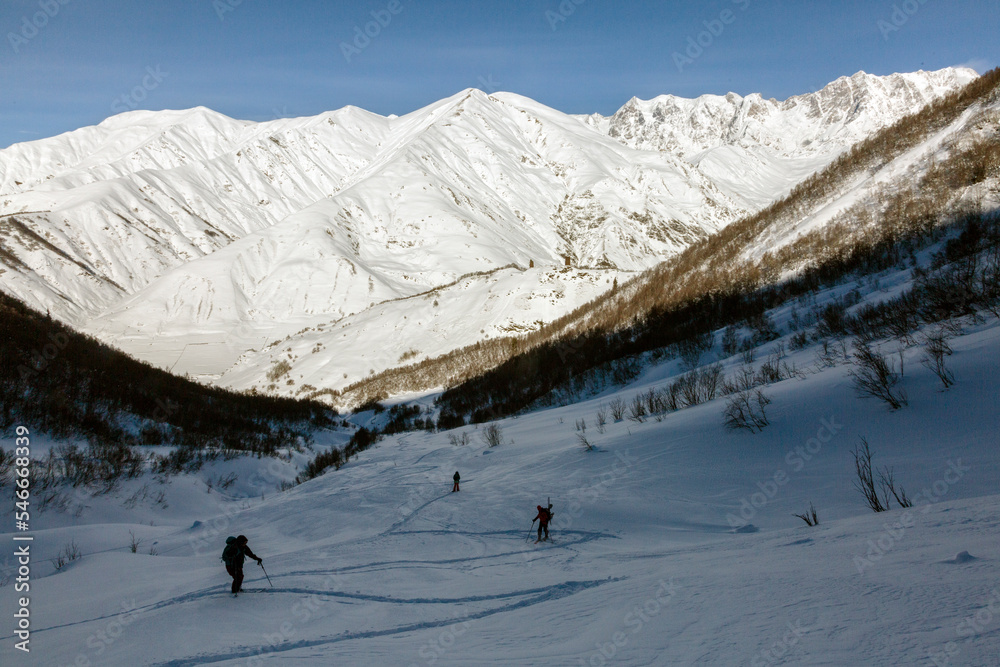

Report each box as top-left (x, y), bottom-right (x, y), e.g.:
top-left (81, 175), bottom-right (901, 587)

top-left (0, 0), bottom-right (996, 148)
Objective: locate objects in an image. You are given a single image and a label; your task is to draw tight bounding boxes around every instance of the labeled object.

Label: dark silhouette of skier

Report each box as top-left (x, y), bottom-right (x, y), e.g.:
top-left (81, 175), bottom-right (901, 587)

top-left (533, 505), bottom-right (551, 543)
top-left (452, 471), bottom-right (460, 492)
top-left (221, 535), bottom-right (262, 595)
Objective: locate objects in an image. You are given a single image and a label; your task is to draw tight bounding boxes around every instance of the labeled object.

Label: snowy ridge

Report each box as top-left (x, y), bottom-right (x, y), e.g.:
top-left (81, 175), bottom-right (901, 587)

top-left (0, 68), bottom-right (975, 395)
top-left (585, 68), bottom-right (979, 208)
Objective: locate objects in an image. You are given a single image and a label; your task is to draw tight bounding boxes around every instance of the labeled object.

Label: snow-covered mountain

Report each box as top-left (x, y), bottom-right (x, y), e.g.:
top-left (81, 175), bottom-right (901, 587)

top-left (584, 68), bottom-right (978, 208)
top-left (0, 68), bottom-right (977, 396)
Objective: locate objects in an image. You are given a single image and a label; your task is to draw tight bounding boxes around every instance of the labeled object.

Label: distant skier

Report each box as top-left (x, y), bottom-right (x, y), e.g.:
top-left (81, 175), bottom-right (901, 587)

top-left (533, 504), bottom-right (552, 543)
top-left (452, 471), bottom-right (461, 492)
top-left (221, 535), bottom-right (262, 595)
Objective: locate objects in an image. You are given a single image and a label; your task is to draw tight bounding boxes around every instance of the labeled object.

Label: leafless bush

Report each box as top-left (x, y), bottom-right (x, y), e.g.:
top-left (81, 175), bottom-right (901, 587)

top-left (627, 393), bottom-right (647, 422)
top-left (793, 502), bottom-right (819, 527)
top-left (789, 330), bottom-right (809, 350)
top-left (849, 340), bottom-right (907, 409)
top-left (921, 330), bottom-right (955, 388)
top-left (722, 387), bottom-right (771, 433)
top-left (129, 530), bottom-right (142, 554)
top-left (482, 423), bottom-right (504, 448)
top-left (697, 363), bottom-right (724, 401)
top-left (216, 472), bottom-right (238, 490)
top-left (595, 405), bottom-right (608, 433)
top-left (609, 397), bottom-right (626, 421)
top-left (758, 354), bottom-right (784, 384)
top-left (814, 340), bottom-right (839, 368)
top-left (677, 371), bottom-right (700, 408)
top-left (575, 418), bottom-right (587, 433)
top-left (722, 364), bottom-right (756, 396)
top-left (51, 540), bottom-right (81, 572)
top-left (852, 437), bottom-right (887, 512)
top-left (448, 432), bottom-right (471, 446)
top-left (877, 465), bottom-right (913, 508)
top-left (577, 433), bottom-right (595, 452)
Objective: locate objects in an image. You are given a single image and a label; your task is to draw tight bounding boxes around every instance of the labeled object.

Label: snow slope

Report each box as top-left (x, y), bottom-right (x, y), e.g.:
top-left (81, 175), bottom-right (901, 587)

top-left (3, 313), bottom-right (998, 665)
top-left (0, 69), bottom-right (976, 397)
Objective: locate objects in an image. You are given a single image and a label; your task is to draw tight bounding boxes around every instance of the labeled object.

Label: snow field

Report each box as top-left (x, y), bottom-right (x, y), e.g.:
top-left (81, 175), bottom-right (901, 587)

top-left (2, 314), bottom-right (999, 665)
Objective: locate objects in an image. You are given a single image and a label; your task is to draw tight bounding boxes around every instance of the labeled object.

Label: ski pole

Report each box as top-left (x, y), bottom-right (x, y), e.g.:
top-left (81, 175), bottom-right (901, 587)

top-left (526, 520), bottom-right (536, 542)
top-left (259, 561), bottom-right (273, 588)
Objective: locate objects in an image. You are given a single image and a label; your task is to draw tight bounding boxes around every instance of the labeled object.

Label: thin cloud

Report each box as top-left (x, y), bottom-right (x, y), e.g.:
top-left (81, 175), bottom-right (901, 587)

top-left (955, 58), bottom-right (995, 74)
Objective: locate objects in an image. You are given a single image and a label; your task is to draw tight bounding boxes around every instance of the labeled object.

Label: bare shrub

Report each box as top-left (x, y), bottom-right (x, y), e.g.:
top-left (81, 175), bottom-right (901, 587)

top-left (482, 423), bottom-right (504, 448)
top-left (677, 371), bottom-right (700, 408)
top-left (852, 437), bottom-right (887, 512)
top-left (921, 330), bottom-right (955, 388)
top-left (129, 530), bottom-right (142, 554)
top-left (627, 393), bottom-right (646, 422)
top-left (608, 397), bottom-right (626, 421)
top-left (577, 433), bottom-right (595, 452)
top-left (817, 302), bottom-right (850, 338)
top-left (789, 330), bottom-right (809, 350)
top-left (595, 405), bottom-right (608, 433)
top-left (722, 388), bottom-right (771, 433)
top-left (697, 363), bottom-right (724, 401)
top-left (757, 354), bottom-right (784, 384)
top-left (849, 340), bottom-right (907, 409)
top-left (448, 432), bottom-right (471, 446)
top-left (51, 540), bottom-right (82, 572)
top-left (793, 502), bottom-right (819, 527)
top-left (877, 465), bottom-right (913, 509)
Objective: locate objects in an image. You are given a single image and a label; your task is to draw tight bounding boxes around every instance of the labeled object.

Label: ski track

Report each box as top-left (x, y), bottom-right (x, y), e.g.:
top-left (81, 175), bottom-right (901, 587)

top-left (150, 578), bottom-right (617, 667)
top-left (9, 528), bottom-right (618, 643)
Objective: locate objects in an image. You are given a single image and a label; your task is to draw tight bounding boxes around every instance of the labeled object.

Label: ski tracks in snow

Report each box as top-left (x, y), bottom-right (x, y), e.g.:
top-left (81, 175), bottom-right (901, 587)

top-left (150, 578), bottom-right (620, 666)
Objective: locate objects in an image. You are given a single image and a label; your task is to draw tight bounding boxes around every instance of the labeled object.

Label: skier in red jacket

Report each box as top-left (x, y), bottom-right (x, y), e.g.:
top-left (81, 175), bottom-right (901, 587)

top-left (533, 505), bottom-right (551, 543)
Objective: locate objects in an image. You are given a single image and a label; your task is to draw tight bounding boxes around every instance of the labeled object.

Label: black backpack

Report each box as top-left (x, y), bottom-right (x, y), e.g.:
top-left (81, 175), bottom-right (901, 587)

top-left (221, 536), bottom-right (240, 567)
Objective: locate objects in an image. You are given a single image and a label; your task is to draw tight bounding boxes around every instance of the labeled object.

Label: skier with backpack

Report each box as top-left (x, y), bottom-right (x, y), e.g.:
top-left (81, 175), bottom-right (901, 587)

top-left (532, 502), bottom-right (553, 543)
top-left (452, 471), bottom-right (461, 492)
top-left (221, 535), bottom-right (262, 595)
